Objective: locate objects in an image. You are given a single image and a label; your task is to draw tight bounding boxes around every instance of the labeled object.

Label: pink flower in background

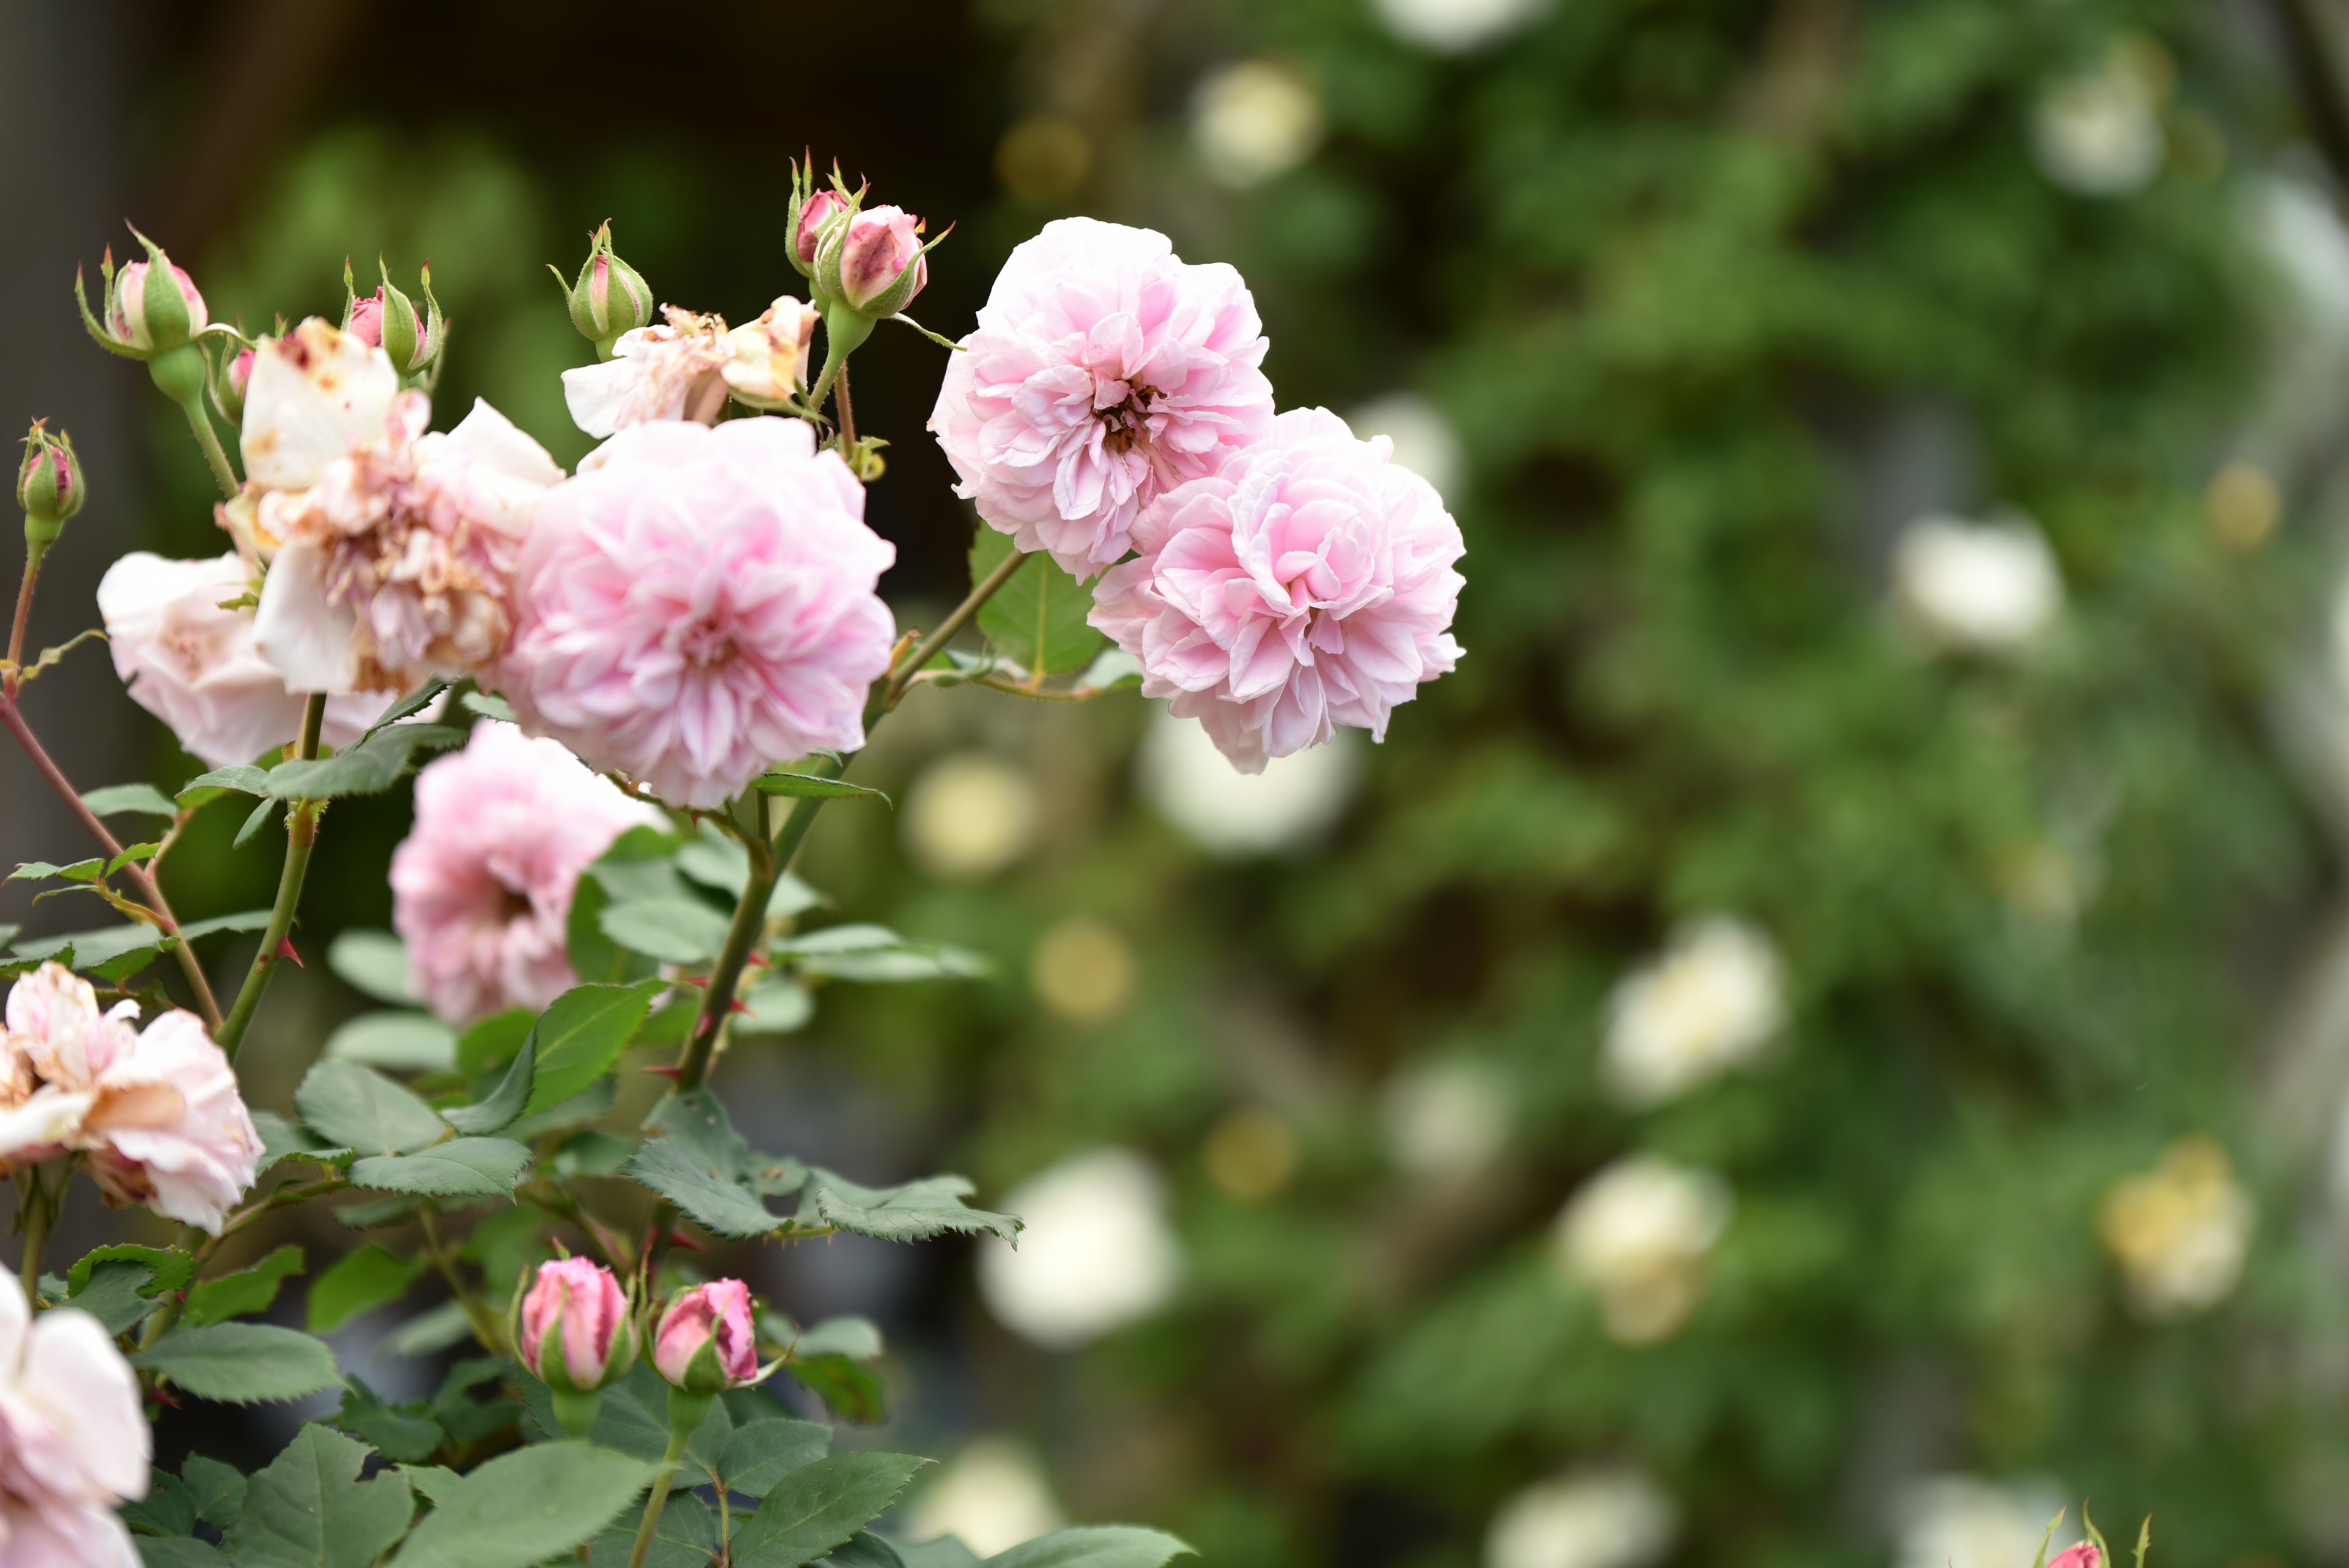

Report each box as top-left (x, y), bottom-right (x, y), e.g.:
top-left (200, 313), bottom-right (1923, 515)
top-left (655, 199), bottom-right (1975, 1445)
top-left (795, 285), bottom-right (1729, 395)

top-left (499, 417), bottom-right (897, 809)
top-left (517, 1258), bottom-right (634, 1391)
top-left (929, 217), bottom-right (1273, 579)
top-left (0, 1272), bottom-right (148, 1568)
top-left (0, 965), bottom-right (258, 1234)
top-left (392, 721), bottom-right (661, 1024)
top-left (652, 1279), bottom-right (759, 1392)
top-left (562, 306), bottom-right (737, 437)
top-left (1090, 407), bottom-right (1465, 773)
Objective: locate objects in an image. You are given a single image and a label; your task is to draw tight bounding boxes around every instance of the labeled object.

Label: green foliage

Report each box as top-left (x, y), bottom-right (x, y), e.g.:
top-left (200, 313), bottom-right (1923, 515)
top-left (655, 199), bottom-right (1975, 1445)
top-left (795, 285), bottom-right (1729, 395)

top-left (985, 1531), bottom-right (1198, 1568)
top-left (80, 782), bottom-right (179, 819)
top-left (347, 1137), bottom-right (533, 1197)
top-left (752, 770), bottom-right (892, 801)
top-left (727, 1452), bottom-right (929, 1568)
top-left (523, 979), bottom-right (664, 1110)
top-left (794, 1168), bottom-right (1022, 1245)
top-left (292, 1062), bottom-right (447, 1156)
top-left (264, 724), bottom-right (465, 799)
top-left (623, 1090), bottom-right (801, 1239)
top-left (973, 529), bottom-right (1105, 674)
top-left (384, 1441), bottom-right (656, 1568)
top-left (183, 1245), bottom-right (305, 1326)
top-left (132, 1323), bottom-right (342, 1405)
top-left (306, 1244), bottom-right (425, 1332)
top-left (225, 1424), bottom-right (414, 1568)
top-left (720, 1419), bottom-right (834, 1496)
top-left (325, 929), bottom-right (411, 1004)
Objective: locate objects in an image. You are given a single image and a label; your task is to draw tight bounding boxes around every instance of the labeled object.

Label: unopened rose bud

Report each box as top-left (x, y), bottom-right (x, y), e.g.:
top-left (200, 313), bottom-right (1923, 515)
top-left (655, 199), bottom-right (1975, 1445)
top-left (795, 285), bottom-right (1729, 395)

top-left (554, 222), bottom-right (655, 359)
top-left (2046, 1548), bottom-right (2101, 1568)
top-left (515, 1257), bottom-right (636, 1436)
top-left (820, 206), bottom-right (932, 318)
top-left (207, 343), bottom-right (254, 426)
top-left (347, 292), bottom-right (384, 347)
top-left (17, 423), bottom-right (84, 567)
top-left (78, 230), bottom-right (209, 363)
top-left (796, 189), bottom-right (848, 270)
top-left (651, 1279), bottom-right (759, 1395)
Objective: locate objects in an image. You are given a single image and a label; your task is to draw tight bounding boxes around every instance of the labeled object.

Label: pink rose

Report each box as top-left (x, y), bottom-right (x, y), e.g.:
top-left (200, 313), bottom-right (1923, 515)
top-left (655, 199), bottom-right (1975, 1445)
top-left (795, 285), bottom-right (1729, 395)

top-left (347, 292), bottom-right (384, 348)
top-left (391, 722), bottom-right (664, 1024)
top-left (2046, 1549), bottom-right (2101, 1568)
top-left (0, 966), bottom-right (259, 1234)
top-left (499, 417), bottom-right (897, 809)
top-left (0, 1273), bottom-right (148, 1568)
top-left (796, 188), bottom-right (850, 268)
top-left (517, 1258), bottom-right (634, 1392)
top-left (108, 258), bottom-right (206, 353)
top-left (828, 206), bottom-right (929, 315)
top-left (1089, 407), bottom-right (1465, 772)
top-left (561, 307), bottom-right (737, 437)
top-left (651, 1280), bottom-right (759, 1393)
top-left (929, 217), bottom-right (1274, 578)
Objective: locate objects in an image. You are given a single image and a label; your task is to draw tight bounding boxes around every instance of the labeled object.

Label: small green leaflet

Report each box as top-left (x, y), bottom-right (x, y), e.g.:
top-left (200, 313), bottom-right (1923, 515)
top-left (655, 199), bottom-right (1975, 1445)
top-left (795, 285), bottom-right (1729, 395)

top-left (133, 1323), bottom-right (343, 1404)
top-left (751, 770), bottom-right (891, 803)
top-left (621, 1090), bottom-right (804, 1239)
top-left (598, 896), bottom-right (732, 964)
top-left (183, 1244), bottom-right (304, 1327)
top-left (253, 1109), bottom-right (352, 1173)
top-left (441, 1025), bottom-right (534, 1134)
top-left (794, 1168), bottom-right (1022, 1245)
top-left (971, 527), bottom-right (1104, 674)
top-left (182, 1454), bottom-right (247, 1530)
top-left (459, 689), bottom-right (514, 722)
top-left (308, 1244), bottom-right (425, 1332)
top-left (179, 764), bottom-right (268, 801)
top-left (225, 1423), bottom-right (414, 1568)
top-left (729, 1451), bottom-right (928, 1568)
top-left (81, 782), bottom-right (179, 819)
top-left (984, 1529), bottom-right (1200, 1568)
top-left (719, 1417), bottom-right (832, 1497)
top-left (323, 1014), bottom-right (455, 1074)
top-left (327, 929), bottom-right (412, 1004)
top-left (294, 1061), bottom-right (447, 1156)
top-left (384, 1440), bottom-right (658, 1568)
top-left (266, 723), bottom-right (464, 800)
top-left (347, 1137), bottom-right (533, 1198)
top-left (524, 978), bottom-right (663, 1110)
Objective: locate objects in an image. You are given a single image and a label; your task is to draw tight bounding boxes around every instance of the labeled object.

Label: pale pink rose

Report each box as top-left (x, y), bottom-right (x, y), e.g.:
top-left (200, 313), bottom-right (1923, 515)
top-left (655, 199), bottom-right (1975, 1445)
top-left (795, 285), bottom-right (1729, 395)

top-left (562, 307), bottom-right (737, 437)
top-left (929, 217), bottom-right (1274, 578)
top-left (722, 297), bottom-right (821, 411)
top-left (98, 552), bottom-right (316, 768)
top-left (238, 318), bottom-right (401, 495)
top-left (651, 1279), bottom-right (759, 1392)
top-left (108, 259), bottom-right (206, 352)
top-left (500, 417), bottom-right (897, 809)
top-left (1089, 407), bottom-right (1464, 772)
top-left (0, 1273), bottom-right (145, 1568)
top-left (391, 722), bottom-right (663, 1024)
top-left (0, 965), bottom-right (259, 1234)
top-left (518, 1257), bottom-right (633, 1391)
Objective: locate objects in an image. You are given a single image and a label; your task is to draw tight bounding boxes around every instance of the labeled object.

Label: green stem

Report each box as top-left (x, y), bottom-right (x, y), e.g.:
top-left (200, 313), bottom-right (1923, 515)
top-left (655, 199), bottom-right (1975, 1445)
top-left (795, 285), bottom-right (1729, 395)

top-left (675, 793), bottom-right (776, 1093)
top-left (17, 1169), bottom-right (47, 1304)
top-left (216, 695), bottom-right (328, 1057)
top-left (626, 1413), bottom-right (699, 1568)
top-left (417, 1204), bottom-right (505, 1355)
top-left (878, 546), bottom-right (1031, 715)
top-left (179, 396), bottom-right (238, 501)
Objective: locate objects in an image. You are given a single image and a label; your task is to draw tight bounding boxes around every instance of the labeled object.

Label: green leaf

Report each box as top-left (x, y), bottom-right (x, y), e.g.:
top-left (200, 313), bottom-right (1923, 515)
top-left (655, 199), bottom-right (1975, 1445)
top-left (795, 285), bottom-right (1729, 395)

top-left (795, 1168), bottom-right (1022, 1245)
top-left (621, 1091), bottom-right (787, 1239)
top-left (524, 979), bottom-right (664, 1111)
top-left (176, 908), bottom-right (274, 940)
top-left (752, 770), bottom-right (892, 803)
top-left (554, 1128), bottom-right (636, 1178)
top-left (441, 1025), bottom-right (534, 1134)
top-left (774, 925), bottom-right (989, 983)
top-left (307, 1244), bottom-right (426, 1332)
top-left (792, 1315), bottom-right (883, 1360)
top-left (294, 1061), bottom-right (448, 1156)
top-left (70, 1243), bottom-right (195, 1298)
top-left (10, 856), bottom-right (103, 882)
top-left (1070, 647), bottom-right (1145, 694)
top-left (517, 1361), bottom-right (669, 1461)
top-left (896, 1539), bottom-right (982, 1568)
top-left (972, 529), bottom-right (1102, 674)
top-left (234, 795), bottom-right (279, 847)
top-left (333, 1378), bottom-right (444, 1465)
top-left (599, 896), bottom-right (732, 964)
top-left (454, 1007), bottom-right (535, 1078)
top-left (828, 1530), bottom-right (906, 1568)
top-left (384, 1440), bottom-right (658, 1568)
top-left (565, 872), bottom-right (655, 987)
top-left (362, 678), bottom-right (451, 736)
top-left (589, 1493), bottom-right (716, 1568)
top-left (108, 841), bottom-right (160, 874)
top-left (739, 977), bottom-right (815, 1035)
top-left (67, 1260), bottom-right (173, 1334)
top-left (10, 922), bottom-right (163, 965)
top-left (781, 1357), bottom-right (888, 1424)
top-left (327, 930), bottom-right (412, 1005)
top-left (124, 1468), bottom-right (196, 1536)
top-left (225, 1422), bottom-right (414, 1568)
top-left (137, 1540), bottom-right (232, 1567)
top-left (324, 1013), bottom-right (455, 1074)
top-left (83, 782), bottom-right (180, 819)
top-left (721, 1418), bottom-right (833, 1497)
top-left (730, 1452), bottom-right (929, 1568)
top-left (133, 1323), bottom-right (342, 1404)
top-left (984, 1529), bottom-right (1198, 1568)
top-left (399, 1466), bottom-right (462, 1507)
top-left (459, 689), bottom-right (514, 723)
top-left (503, 1076), bottom-right (617, 1143)
top-left (253, 1110), bottom-right (352, 1173)
top-left (184, 1245), bottom-right (304, 1327)
top-left (182, 1453), bottom-right (248, 1530)
top-left (179, 764), bottom-right (269, 802)
top-left (266, 723), bottom-right (464, 800)
top-left (349, 1137), bottom-right (533, 1197)
top-left (335, 1195), bottom-right (421, 1230)
top-left (384, 1301), bottom-right (475, 1358)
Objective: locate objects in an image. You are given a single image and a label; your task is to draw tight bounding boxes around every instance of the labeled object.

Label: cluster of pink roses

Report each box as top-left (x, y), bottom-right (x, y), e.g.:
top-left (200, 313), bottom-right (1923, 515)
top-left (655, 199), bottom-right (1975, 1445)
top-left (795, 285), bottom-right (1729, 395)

top-left (930, 217), bottom-right (1466, 771)
top-left (0, 966), bottom-right (256, 1235)
top-left (514, 1258), bottom-right (762, 1422)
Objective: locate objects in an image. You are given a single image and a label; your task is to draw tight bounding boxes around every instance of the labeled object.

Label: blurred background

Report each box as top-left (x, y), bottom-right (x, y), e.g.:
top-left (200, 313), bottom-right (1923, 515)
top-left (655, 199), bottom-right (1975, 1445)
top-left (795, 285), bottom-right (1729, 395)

top-left (14, 0), bottom-right (2349, 1564)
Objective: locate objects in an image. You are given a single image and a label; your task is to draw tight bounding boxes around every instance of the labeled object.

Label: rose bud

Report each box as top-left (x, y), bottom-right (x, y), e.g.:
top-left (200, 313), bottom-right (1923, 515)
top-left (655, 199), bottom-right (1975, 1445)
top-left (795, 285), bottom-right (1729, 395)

top-left (17, 422), bottom-right (84, 567)
top-left (515, 1257), bottom-right (636, 1437)
top-left (207, 343), bottom-right (254, 426)
top-left (651, 1279), bottom-right (759, 1395)
top-left (554, 221), bottom-right (655, 359)
top-left (2046, 1548), bottom-right (2101, 1568)
top-left (77, 230), bottom-right (208, 363)
top-left (347, 292), bottom-right (384, 347)
top-left (795, 188), bottom-right (849, 272)
top-left (819, 206), bottom-right (932, 318)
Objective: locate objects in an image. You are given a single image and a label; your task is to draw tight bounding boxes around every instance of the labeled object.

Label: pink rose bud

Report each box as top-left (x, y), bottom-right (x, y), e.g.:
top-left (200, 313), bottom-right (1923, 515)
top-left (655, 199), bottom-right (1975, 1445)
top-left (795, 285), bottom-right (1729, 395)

top-left (828, 206), bottom-right (930, 316)
top-left (557, 221), bottom-right (656, 356)
top-left (795, 188), bottom-right (849, 269)
top-left (109, 256), bottom-right (206, 354)
top-left (347, 292), bottom-right (384, 347)
top-left (651, 1279), bottom-right (759, 1394)
top-left (17, 422), bottom-right (83, 530)
top-left (518, 1257), bottom-right (634, 1394)
top-left (2046, 1548), bottom-right (2101, 1568)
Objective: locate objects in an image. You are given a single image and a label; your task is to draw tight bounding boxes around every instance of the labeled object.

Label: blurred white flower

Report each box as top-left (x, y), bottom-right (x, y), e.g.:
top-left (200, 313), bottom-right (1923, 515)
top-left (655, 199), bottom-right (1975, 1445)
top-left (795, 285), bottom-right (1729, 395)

top-left (2030, 42), bottom-right (2168, 198)
top-left (1193, 61), bottom-right (1324, 188)
top-left (979, 1148), bottom-right (1182, 1348)
top-left (1552, 1156), bottom-right (1732, 1344)
top-left (1372, 0), bottom-right (1554, 54)
top-left (904, 752), bottom-right (1041, 880)
top-left (905, 1438), bottom-right (1067, 1558)
top-left (1890, 514), bottom-right (2063, 653)
top-left (1384, 1059), bottom-right (1511, 1180)
top-left (1894, 1476), bottom-right (2073, 1568)
top-left (1349, 392), bottom-right (1467, 505)
top-left (2098, 1137), bottom-right (2254, 1317)
top-left (1485, 1470), bottom-right (1675, 1568)
top-left (1602, 918), bottom-right (1785, 1109)
top-left (1138, 707), bottom-right (1358, 856)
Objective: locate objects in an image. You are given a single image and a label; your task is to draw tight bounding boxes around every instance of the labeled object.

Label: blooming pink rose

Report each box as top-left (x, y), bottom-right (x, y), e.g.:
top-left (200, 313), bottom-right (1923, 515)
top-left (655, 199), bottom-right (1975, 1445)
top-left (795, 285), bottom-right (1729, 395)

top-left (108, 259), bottom-right (206, 352)
top-left (500, 417), bottom-right (897, 809)
top-left (722, 297), bottom-right (821, 411)
top-left (1089, 407), bottom-right (1464, 772)
top-left (392, 722), bottom-right (663, 1024)
top-left (562, 307), bottom-right (737, 437)
top-left (518, 1258), bottom-right (633, 1391)
top-left (652, 1279), bottom-right (759, 1392)
top-left (0, 1273), bottom-right (147, 1568)
top-left (0, 965), bottom-right (259, 1234)
top-left (929, 217), bottom-right (1273, 578)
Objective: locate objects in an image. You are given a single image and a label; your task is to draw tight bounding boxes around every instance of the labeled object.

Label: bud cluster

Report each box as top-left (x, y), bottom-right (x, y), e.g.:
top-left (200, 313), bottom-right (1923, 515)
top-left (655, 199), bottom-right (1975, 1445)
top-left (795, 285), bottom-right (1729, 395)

top-left (789, 160), bottom-right (940, 323)
top-left (513, 1260), bottom-right (769, 1438)
top-left (344, 258), bottom-right (448, 384)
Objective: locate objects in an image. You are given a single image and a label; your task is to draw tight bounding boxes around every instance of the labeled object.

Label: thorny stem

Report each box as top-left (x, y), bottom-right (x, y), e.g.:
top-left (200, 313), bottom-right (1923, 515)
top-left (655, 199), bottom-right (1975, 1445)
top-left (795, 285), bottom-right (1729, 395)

top-left (216, 694), bottom-right (328, 1057)
top-left (675, 793), bottom-right (776, 1094)
top-left (0, 693), bottom-right (223, 1031)
top-left (180, 396), bottom-right (238, 501)
top-left (880, 546), bottom-right (1031, 713)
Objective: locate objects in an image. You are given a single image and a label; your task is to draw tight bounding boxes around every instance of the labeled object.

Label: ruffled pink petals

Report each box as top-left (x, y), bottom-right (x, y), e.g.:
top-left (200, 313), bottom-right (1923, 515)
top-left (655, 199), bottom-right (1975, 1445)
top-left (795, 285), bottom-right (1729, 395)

top-left (1088, 407), bottom-right (1465, 773)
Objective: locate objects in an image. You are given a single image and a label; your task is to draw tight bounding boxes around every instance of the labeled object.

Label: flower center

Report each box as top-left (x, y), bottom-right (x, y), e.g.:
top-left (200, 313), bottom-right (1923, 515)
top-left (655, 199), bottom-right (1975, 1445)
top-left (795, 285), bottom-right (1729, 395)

top-left (680, 617), bottom-right (738, 669)
top-left (1096, 384), bottom-right (1156, 456)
